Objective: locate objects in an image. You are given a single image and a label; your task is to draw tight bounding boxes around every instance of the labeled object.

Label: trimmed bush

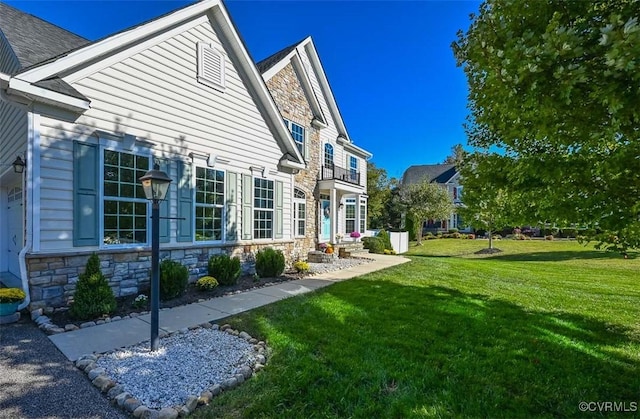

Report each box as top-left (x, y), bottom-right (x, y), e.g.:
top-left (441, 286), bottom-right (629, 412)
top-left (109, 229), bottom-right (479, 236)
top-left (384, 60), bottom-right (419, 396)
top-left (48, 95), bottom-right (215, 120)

top-left (293, 261), bottom-right (310, 273)
top-left (0, 288), bottom-right (26, 303)
top-left (468, 233), bottom-right (476, 240)
top-left (448, 228), bottom-right (459, 234)
top-left (159, 259), bottom-right (188, 301)
top-left (545, 235), bottom-right (554, 241)
top-left (208, 254), bottom-right (241, 286)
top-left (196, 276), bottom-right (219, 291)
top-left (363, 236), bottom-right (385, 254)
top-left (70, 253), bottom-right (116, 320)
top-left (255, 247), bottom-right (285, 278)
top-left (377, 229), bottom-right (392, 250)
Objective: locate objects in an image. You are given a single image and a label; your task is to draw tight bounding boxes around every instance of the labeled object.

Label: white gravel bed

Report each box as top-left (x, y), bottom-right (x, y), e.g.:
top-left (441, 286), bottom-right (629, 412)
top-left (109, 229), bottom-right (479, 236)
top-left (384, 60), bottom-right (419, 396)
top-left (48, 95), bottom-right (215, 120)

top-left (307, 256), bottom-right (373, 275)
top-left (96, 328), bottom-right (256, 409)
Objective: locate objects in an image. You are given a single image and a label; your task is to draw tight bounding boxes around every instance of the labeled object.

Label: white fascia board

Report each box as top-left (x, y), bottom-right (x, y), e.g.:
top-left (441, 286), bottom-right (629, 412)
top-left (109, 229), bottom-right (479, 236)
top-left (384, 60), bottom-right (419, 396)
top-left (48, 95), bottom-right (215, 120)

top-left (344, 142), bottom-right (373, 160)
top-left (261, 50), bottom-right (297, 81)
top-left (302, 39), bottom-right (350, 140)
top-left (8, 78), bottom-right (90, 111)
top-left (0, 71), bottom-right (10, 84)
top-left (210, 5), bottom-right (305, 166)
top-left (17, 0), bottom-right (219, 83)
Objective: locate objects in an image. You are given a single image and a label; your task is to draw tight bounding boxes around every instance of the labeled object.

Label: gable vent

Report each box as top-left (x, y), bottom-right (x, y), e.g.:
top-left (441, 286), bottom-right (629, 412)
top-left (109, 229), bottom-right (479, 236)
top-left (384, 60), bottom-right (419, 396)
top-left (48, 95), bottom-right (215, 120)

top-left (198, 42), bottom-right (225, 91)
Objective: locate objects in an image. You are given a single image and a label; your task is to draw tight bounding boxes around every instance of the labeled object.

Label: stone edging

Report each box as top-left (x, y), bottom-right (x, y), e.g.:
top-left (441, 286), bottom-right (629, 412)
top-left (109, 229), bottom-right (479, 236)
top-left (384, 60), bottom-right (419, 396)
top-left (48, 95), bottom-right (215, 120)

top-left (74, 322), bottom-right (267, 418)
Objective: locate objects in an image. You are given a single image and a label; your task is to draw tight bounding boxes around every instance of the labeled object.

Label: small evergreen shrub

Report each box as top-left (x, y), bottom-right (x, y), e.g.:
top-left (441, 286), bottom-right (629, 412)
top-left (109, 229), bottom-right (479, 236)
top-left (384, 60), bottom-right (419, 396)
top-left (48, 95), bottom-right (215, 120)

top-left (196, 276), bottom-right (219, 291)
top-left (363, 236), bottom-right (384, 254)
top-left (208, 254), bottom-right (241, 286)
top-left (132, 294), bottom-right (148, 309)
top-left (159, 259), bottom-right (188, 301)
top-left (293, 260), bottom-right (310, 273)
top-left (423, 232), bottom-right (436, 240)
top-left (70, 253), bottom-right (116, 320)
top-left (448, 228), bottom-right (459, 234)
top-left (377, 229), bottom-right (392, 250)
top-left (255, 247), bottom-right (285, 278)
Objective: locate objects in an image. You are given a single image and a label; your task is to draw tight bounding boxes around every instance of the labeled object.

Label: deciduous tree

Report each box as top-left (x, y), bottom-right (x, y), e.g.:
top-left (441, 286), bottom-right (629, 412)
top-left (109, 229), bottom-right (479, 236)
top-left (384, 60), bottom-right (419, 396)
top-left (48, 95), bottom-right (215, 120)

top-left (453, 0), bottom-right (640, 251)
top-left (401, 180), bottom-right (454, 245)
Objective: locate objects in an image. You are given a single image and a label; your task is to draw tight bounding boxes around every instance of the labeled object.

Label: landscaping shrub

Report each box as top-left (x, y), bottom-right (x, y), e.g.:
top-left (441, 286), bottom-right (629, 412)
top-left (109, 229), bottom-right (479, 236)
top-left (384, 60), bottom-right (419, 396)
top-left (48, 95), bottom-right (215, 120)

top-left (69, 253), bottom-right (116, 320)
top-left (452, 232), bottom-right (461, 239)
top-left (255, 247), bottom-right (285, 278)
top-left (545, 235), bottom-right (554, 241)
top-left (208, 254), bottom-right (241, 286)
top-left (423, 232), bottom-right (436, 240)
top-left (196, 276), bottom-right (219, 291)
top-left (0, 288), bottom-right (26, 303)
top-left (448, 228), bottom-right (459, 234)
top-left (468, 233), bottom-right (476, 240)
top-left (293, 261), bottom-right (310, 273)
top-left (363, 236), bottom-right (385, 254)
top-left (377, 229), bottom-right (392, 250)
top-left (383, 249), bottom-right (397, 255)
top-left (159, 259), bottom-right (188, 301)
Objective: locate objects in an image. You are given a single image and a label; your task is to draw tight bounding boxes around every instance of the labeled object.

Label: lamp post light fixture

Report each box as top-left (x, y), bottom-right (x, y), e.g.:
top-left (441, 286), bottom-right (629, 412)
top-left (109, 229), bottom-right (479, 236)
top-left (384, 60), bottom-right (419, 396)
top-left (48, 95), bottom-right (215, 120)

top-left (139, 163), bottom-right (172, 351)
top-left (12, 156), bottom-right (26, 174)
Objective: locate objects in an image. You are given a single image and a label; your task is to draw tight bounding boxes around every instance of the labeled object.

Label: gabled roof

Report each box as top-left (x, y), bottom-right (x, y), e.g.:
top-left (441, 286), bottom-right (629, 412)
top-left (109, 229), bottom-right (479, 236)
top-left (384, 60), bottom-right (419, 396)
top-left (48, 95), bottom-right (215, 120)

top-left (0, 2), bottom-right (89, 72)
top-left (402, 164), bottom-right (457, 185)
top-left (256, 38), bottom-right (304, 74)
top-left (1, 0), bottom-right (305, 168)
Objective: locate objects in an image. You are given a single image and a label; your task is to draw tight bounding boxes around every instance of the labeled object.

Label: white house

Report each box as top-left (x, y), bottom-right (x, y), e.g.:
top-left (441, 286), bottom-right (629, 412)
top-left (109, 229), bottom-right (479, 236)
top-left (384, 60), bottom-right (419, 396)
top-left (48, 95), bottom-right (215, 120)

top-left (0, 0), bottom-right (371, 310)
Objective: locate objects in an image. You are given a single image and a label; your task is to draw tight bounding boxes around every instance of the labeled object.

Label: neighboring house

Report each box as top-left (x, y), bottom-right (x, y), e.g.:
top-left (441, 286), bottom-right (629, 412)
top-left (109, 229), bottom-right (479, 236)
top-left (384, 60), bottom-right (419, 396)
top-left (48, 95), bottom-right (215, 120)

top-left (0, 0), bottom-right (371, 311)
top-left (401, 164), bottom-right (468, 233)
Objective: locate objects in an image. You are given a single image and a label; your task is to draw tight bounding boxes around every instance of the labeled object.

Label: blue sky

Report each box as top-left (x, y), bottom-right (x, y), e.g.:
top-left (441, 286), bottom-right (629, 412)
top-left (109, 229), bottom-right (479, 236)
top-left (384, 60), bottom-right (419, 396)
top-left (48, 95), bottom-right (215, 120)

top-left (6, 0), bottom-right (480, 179)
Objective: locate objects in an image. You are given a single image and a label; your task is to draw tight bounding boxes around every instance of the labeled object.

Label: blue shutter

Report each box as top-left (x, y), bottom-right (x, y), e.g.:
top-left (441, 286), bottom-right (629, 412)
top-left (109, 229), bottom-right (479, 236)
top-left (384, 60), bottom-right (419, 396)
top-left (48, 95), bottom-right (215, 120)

top-left (275, 180), bottom-right (283, 239)
top-left (241, 174), bottom-right (252, 240)
top-left (176, 160), bottom-right (193, 242)
top-left (226, 172), bottom-right (238, 241)
top-left (73, 142), bottom-right (99, 246)
top-left (157, 159), bottom-right (170, 243)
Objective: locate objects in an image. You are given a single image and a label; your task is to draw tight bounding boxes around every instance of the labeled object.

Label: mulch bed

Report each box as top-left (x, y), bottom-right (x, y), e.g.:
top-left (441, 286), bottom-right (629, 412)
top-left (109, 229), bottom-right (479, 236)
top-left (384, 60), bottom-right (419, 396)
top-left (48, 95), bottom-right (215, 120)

top-left (49, 271), bottom-right (305, 328)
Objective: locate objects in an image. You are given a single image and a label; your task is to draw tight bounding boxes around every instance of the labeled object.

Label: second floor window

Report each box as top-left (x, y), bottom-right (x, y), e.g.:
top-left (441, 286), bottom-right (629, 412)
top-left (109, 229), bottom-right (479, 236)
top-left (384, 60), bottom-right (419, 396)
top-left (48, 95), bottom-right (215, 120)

top-left (285, 119), bottom-right (305, 158)
top-left (324, 143), bottom-right (334, 168)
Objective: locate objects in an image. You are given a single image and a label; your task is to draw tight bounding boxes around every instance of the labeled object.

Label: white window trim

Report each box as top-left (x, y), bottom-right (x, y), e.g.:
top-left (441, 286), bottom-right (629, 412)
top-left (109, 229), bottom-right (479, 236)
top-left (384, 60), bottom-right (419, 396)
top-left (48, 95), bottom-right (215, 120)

top-left (253, 177), bottom-right (275, 240)
top-left (293, 188), bottom-right (306, 238)
top-left (100, 147), bottom-right (153, 249)
top-left (197, 42), bottom-right (226, 92)
top-left (194, 166), bottom-right (226, 243)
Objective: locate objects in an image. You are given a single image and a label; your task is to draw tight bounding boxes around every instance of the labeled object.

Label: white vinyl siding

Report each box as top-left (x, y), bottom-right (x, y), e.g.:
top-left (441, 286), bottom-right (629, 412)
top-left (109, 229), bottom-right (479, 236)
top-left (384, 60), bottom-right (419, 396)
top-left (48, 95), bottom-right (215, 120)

top-left (0, 102), bottom-right (27, 170)
top-left (34, 20), bottom-right (294, 252)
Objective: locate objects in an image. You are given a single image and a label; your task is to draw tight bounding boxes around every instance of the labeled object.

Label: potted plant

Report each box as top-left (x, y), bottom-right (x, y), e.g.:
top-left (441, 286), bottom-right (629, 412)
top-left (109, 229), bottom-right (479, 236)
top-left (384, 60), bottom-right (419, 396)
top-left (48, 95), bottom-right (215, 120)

top-left (0, 287), bottom-right (26, 316)
top-left (350, 231), bottom-right (362, 242)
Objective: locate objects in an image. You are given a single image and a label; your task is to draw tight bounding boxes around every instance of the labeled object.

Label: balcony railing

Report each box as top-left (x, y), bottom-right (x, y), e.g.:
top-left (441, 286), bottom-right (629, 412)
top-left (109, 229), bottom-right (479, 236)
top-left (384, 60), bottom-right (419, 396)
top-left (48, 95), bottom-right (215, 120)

top-left (321, 165), bottom-right (361, 185)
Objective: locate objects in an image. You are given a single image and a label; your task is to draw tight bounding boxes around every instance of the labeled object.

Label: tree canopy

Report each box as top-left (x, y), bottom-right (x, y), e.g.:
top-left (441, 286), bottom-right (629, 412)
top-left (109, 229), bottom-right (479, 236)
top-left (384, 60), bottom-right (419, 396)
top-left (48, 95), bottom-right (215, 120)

top-left (367, 162), bottom-right (400, 229)
top-left (453, 0), bottom-right (640, 250)
top-left (401, 180), bottom-right (454, 245)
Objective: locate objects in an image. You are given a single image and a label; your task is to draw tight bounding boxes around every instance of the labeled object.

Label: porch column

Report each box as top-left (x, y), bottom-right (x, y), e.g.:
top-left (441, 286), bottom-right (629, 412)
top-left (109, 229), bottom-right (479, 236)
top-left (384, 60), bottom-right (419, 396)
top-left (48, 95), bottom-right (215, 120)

top-left (330, 188), bottom-right (337, 243)
top-left (355, 194), bottom-right (361, 233)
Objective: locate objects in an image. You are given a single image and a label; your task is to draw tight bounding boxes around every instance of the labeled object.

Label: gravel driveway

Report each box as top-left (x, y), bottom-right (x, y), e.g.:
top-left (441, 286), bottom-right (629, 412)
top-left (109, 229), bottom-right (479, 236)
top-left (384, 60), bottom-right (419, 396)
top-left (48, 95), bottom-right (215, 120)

top-left (0, 316), bottom-right (126, 419)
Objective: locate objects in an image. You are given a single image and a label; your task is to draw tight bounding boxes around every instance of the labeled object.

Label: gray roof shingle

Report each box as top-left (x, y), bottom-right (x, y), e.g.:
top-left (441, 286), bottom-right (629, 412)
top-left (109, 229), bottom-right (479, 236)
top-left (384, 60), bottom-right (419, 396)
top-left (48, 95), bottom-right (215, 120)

top-left (0, 2), bottom-right (89, 72)
top-left (402, 164), bottom-right (457, 185)
top-left (256, 37), bottom-right (307, 74)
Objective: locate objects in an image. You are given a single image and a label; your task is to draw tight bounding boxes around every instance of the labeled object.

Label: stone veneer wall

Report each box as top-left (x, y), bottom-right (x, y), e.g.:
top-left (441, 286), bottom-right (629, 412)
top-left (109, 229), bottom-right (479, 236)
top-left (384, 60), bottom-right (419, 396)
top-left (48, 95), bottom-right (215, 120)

top-left (26, 242), bottom-right (294, 310)
top-left (265, 63), bottom-right (321, 261)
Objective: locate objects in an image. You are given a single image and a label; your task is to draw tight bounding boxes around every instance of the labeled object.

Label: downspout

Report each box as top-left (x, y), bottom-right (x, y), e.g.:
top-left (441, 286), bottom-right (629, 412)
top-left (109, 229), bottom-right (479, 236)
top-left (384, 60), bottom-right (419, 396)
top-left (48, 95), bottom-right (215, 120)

top-left (18, 111), bottom-right (36, 311)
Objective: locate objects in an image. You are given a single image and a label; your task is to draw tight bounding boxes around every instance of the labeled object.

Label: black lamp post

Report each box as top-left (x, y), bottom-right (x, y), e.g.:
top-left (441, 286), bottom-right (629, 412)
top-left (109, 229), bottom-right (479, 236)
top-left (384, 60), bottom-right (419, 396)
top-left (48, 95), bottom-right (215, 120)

top-left (139, 163), bottom-right (172, 351)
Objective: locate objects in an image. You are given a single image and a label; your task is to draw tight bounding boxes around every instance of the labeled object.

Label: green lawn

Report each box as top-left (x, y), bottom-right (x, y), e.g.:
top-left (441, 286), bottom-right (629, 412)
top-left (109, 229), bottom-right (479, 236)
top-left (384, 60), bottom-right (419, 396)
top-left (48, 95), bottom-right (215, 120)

top-left (196, 240), bottom-right (640, 418)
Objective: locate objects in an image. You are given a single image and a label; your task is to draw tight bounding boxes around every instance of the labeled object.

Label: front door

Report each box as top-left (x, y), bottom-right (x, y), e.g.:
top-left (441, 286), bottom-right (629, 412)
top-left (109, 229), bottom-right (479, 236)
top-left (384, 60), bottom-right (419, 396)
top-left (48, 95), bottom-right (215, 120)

top-left (6, 185), bottom-right (23, 276)
top-left (320, 199), bottom-right (331, 241)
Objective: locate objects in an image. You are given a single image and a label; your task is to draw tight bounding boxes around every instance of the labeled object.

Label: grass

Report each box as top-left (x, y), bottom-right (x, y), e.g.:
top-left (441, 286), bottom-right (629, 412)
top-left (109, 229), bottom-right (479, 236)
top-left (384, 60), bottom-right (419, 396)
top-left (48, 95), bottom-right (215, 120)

top-left (195, 240), bottom-right (640, 418)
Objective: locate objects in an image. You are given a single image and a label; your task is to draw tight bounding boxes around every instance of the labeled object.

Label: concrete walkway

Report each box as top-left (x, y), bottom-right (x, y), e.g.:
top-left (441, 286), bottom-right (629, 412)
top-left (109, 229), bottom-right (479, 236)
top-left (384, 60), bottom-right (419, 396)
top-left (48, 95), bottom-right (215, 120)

top-left (49, 253), bottom-right (409, 361)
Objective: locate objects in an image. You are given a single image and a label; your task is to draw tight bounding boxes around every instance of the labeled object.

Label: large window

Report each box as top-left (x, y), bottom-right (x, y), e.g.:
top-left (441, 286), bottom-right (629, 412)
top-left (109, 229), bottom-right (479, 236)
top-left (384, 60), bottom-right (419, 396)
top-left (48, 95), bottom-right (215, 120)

top-left (254, 178), bottom-right (274, 239)
top-left (103, 150), bottom-right (149, 245)
top-left (285, 119), bottom-right (305, 157)
top-left (345, 198), bottom-right (356, 233)
top-left (293, 188), bottom-right (306, 237)
top-left (195, 167), bottom-right (225, 241)
top-left (349, 155), bottom-right (358, 182)
top-left (324, 143), bottom-right (334, 168)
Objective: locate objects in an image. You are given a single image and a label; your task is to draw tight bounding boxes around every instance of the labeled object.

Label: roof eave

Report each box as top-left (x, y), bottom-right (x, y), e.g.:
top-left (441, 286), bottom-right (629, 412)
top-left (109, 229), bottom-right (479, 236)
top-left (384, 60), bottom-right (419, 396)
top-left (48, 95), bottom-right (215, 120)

top-left (8, 77), bottom-right (90, 112)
